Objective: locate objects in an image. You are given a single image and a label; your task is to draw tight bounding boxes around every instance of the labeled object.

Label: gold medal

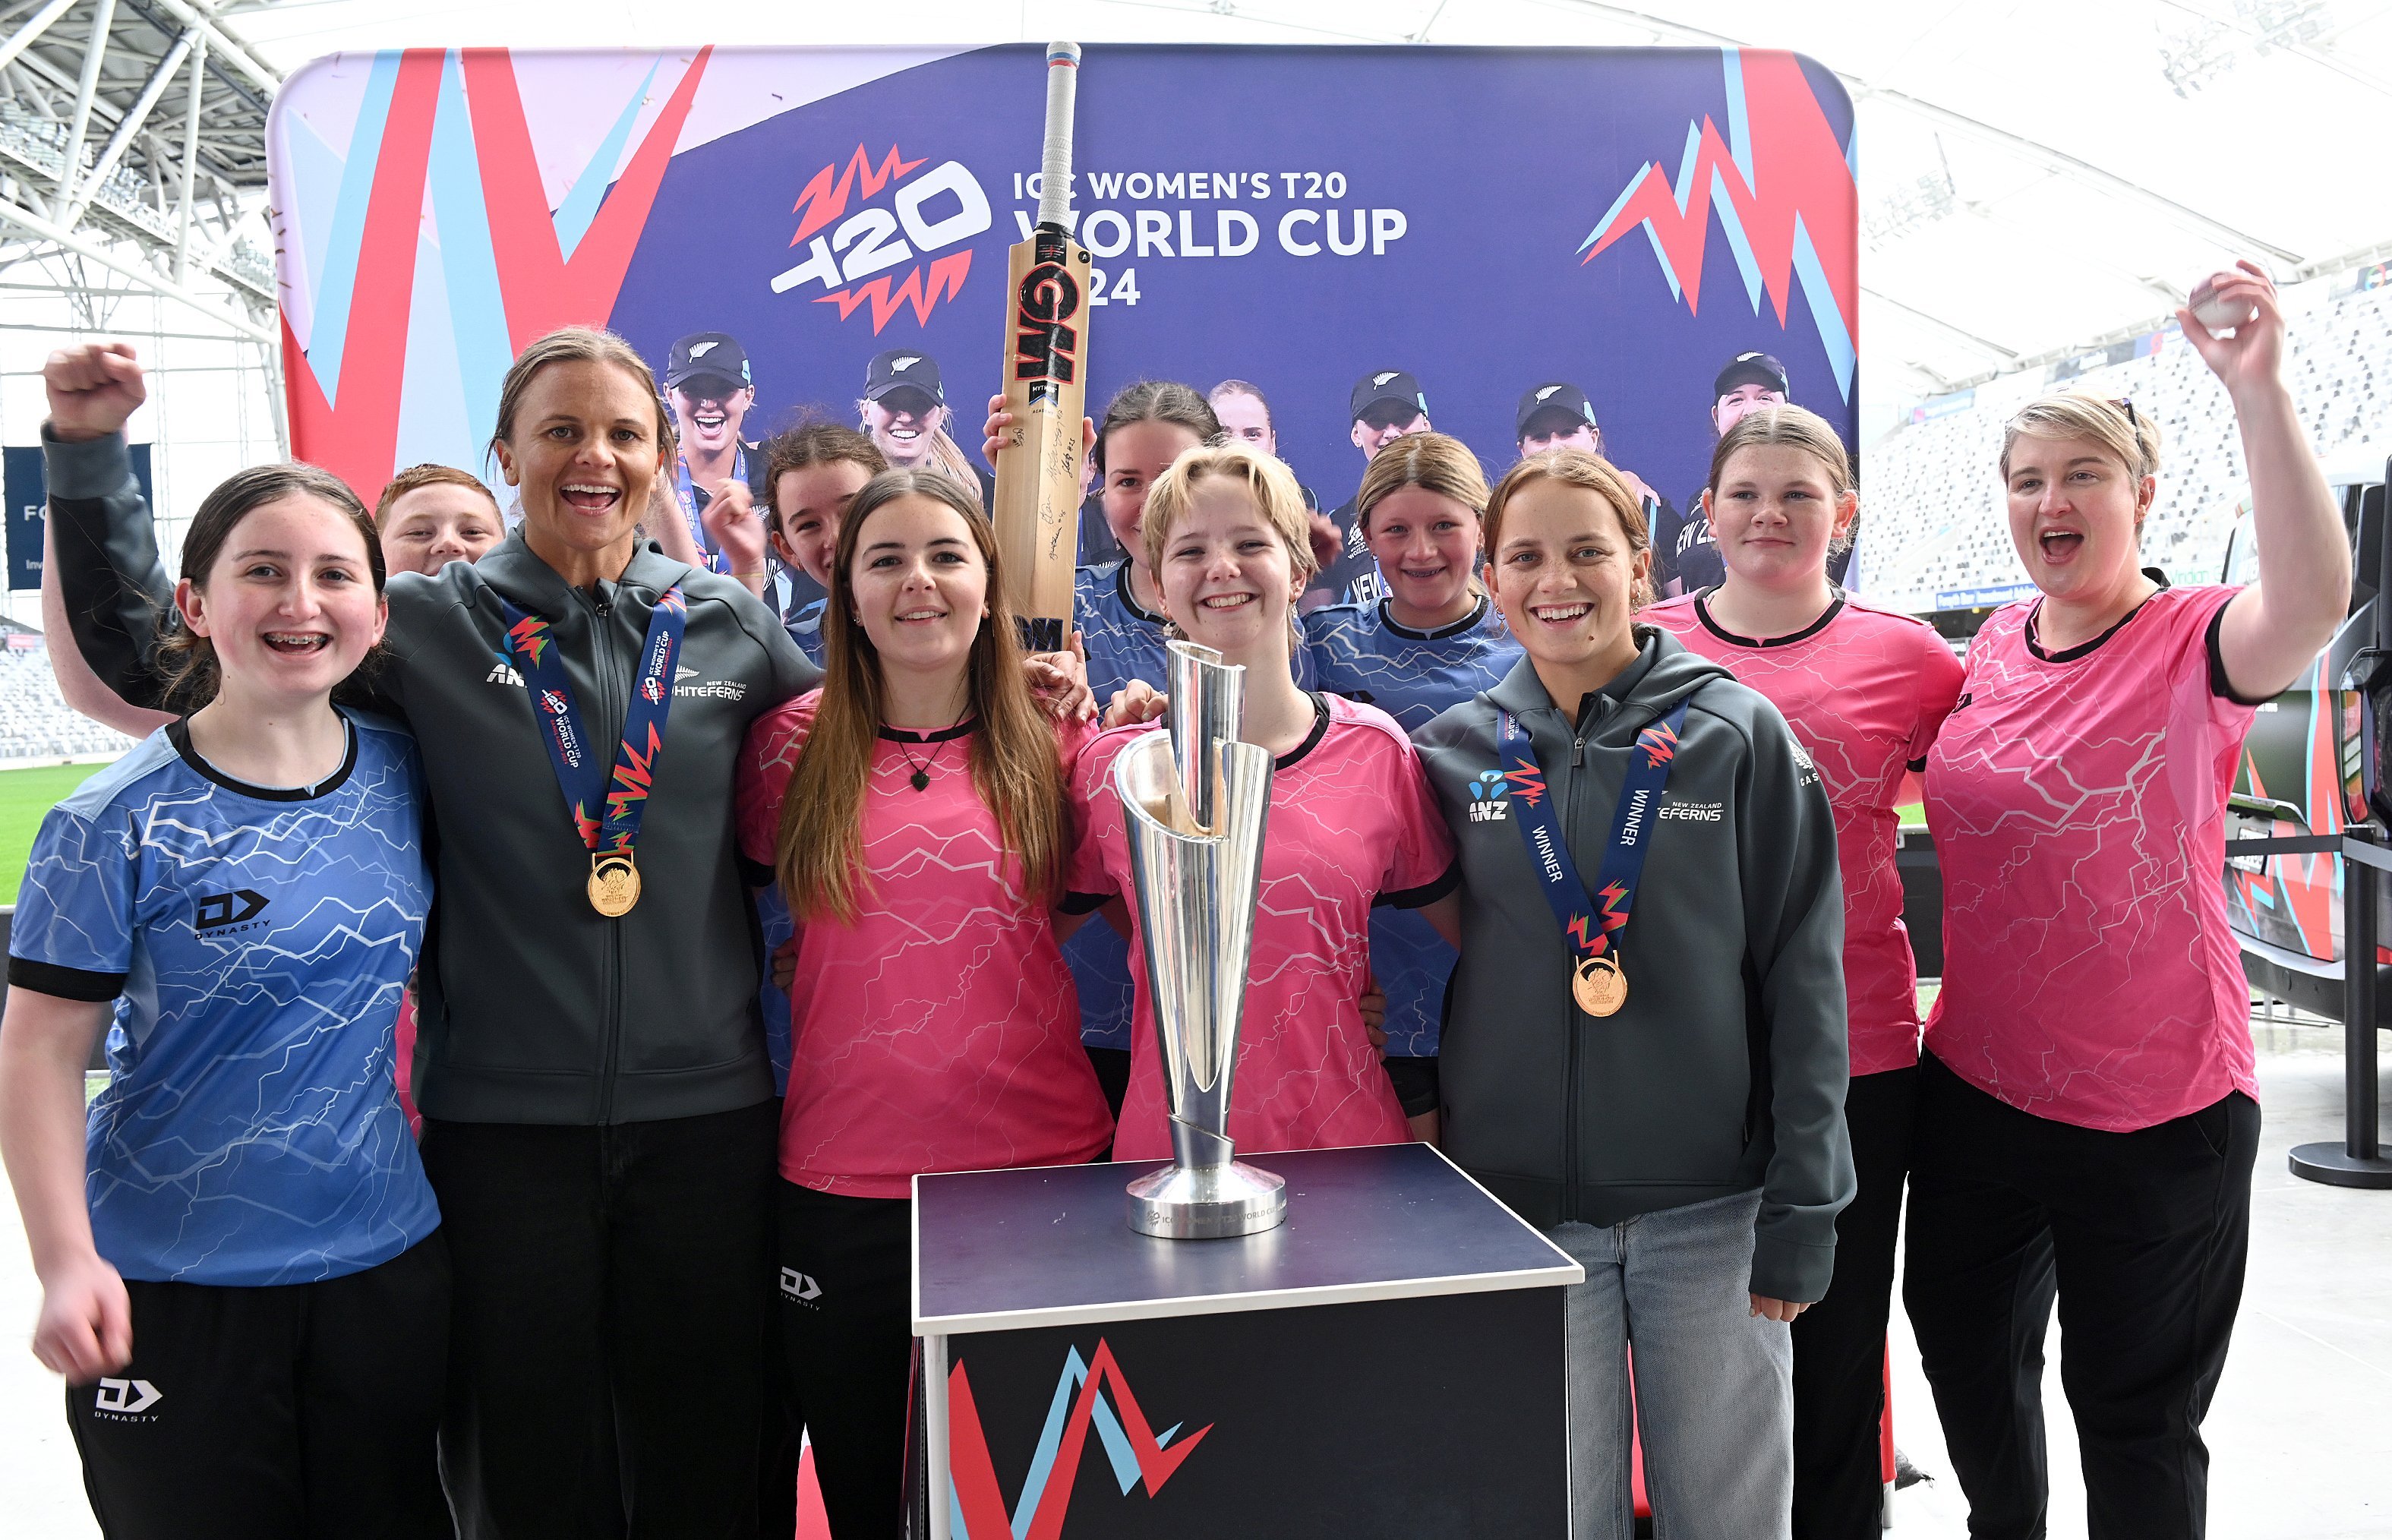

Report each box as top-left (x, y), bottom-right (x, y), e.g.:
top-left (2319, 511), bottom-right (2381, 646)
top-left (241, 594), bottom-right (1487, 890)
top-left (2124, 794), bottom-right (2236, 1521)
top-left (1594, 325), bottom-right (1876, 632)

top-left (1573, 953), bottom-right (1627, 1017)
top-left (588, 850), bottom-right (642, 917)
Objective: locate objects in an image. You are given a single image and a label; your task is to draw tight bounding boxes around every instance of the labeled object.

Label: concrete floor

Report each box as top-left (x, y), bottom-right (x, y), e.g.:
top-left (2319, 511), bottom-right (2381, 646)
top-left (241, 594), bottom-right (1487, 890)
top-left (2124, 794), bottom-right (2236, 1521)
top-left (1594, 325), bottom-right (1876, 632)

top-left (0, 1026), bottom-right (2385, 1536)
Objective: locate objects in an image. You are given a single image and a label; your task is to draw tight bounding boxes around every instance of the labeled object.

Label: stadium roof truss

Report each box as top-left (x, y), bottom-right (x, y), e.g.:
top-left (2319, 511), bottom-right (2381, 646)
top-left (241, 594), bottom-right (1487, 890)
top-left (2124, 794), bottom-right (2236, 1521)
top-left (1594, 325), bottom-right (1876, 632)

top-left (0, 0), bottom-right (279, 348)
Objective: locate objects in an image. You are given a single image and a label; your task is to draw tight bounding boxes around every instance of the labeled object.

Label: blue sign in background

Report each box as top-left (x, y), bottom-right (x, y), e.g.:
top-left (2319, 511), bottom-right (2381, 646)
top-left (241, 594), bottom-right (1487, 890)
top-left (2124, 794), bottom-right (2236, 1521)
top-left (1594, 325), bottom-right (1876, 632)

top-left (609, 43), bottom-right (1857, 535)
top-left (6, 443), bottom-right (155, 592)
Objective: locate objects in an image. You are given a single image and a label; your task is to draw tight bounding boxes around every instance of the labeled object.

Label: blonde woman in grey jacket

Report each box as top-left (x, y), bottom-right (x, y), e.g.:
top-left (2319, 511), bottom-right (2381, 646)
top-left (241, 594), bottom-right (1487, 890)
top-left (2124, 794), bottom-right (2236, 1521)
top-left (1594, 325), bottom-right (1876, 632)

top-left (1413, 449), bottom-right (1854, 1540)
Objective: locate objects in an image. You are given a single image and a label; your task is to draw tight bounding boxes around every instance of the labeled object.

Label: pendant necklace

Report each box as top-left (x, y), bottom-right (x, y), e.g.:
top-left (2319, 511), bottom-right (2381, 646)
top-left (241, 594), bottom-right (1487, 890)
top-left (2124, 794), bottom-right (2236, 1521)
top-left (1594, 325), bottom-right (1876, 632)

top-left (891, 731), bottom-right (948, 791)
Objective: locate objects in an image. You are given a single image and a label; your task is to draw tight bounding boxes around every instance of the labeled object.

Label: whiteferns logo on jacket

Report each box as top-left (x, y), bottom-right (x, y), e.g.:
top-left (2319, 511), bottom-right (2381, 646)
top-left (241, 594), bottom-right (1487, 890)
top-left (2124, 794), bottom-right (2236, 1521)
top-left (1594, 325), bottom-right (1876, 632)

top-left (1466, 768), bottom-right (1510, 822)
top-left (1789, 738), bottom-right (1820, 787)
top-left (1660, 797), bottom-right (1723, 822)
top-left (673, 664), bottom-right (747, 702)
top-left (93, 1377), bottom-right (163, 1420)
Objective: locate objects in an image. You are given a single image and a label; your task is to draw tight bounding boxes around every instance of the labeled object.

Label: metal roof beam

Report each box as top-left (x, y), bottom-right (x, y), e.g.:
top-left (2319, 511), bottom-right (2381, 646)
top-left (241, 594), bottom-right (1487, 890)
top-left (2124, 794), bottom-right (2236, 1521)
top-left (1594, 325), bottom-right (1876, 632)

top-left (0, 0), bottom-right (75, 77)
top-left (0, 193), bottom-right (267, 339)
top-left (56, 0), bottom-right (116, 204)
top-left (62, 21), bottom-right (194, 227)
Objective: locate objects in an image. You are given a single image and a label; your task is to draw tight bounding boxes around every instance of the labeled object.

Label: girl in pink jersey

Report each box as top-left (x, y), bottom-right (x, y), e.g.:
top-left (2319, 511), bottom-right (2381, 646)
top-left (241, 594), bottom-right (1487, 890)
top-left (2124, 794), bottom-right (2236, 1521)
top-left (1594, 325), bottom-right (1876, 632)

top-left (1643, 405), bottom-right (1962, 1538)
top-left (1065, 440), bottom-right (1457, 1161)
top-left (737, 469), bottom-right (1112, 1539)
top-left (1908, 262), bottom-right (2350, 1540)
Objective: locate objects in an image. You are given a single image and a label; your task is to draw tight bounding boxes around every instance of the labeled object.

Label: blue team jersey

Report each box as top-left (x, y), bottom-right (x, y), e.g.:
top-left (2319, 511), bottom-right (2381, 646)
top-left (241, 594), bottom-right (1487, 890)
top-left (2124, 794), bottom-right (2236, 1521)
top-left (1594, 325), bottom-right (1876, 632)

top-left (1302, 595), bottom-right (1519, 1057)
top-left (786, 596), bottom-right (829, 668)
top-left (1065, 560), bottom-right (1174, 1051)
top-left (8, 712), bottom-right (439, 1286)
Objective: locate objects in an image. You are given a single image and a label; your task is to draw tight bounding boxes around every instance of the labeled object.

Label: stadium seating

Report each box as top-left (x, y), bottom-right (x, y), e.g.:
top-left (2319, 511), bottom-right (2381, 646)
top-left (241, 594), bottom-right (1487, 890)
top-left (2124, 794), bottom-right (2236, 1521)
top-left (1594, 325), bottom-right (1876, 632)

top-left (0, 642), bottom-right (136, 762)
top-left (1866, 280), bottom-right (2392, 609)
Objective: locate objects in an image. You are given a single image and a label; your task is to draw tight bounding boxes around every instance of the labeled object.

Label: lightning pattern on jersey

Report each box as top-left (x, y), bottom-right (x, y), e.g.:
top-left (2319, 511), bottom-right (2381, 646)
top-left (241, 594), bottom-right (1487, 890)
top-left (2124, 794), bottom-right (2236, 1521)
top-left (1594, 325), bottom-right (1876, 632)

top-left (1068, 696), bottom-right (1456, 1160)
top-left (8, 715), bottom-right (437, 1286)
top-left (738, 694), bottom-right (1112, 1196)
top-left (1648, 592), bottom-right (1964, 1075)
top-left (1302, 598), bottom-right (1518, 1055)
top-left (1922, 585), bottom-right (2259, 1130)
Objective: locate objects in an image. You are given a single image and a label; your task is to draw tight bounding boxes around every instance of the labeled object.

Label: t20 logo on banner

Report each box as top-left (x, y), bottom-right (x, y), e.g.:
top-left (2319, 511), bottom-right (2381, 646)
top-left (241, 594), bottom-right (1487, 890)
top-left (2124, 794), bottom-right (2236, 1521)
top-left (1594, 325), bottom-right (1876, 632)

top-left (770, 145), bottom-right (993, 334)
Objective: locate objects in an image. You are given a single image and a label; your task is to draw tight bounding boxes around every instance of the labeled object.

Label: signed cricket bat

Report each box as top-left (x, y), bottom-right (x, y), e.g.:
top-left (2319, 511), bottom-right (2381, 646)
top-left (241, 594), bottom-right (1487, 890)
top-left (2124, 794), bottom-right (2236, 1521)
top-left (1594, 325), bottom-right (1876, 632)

top-left (992, 42), bottom-right (1090, 653)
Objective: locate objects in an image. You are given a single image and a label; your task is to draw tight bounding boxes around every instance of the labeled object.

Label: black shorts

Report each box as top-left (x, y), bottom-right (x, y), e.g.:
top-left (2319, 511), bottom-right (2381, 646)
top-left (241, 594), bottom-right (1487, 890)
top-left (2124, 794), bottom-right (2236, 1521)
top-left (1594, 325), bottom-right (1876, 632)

top-left (67, 1232), bottom-right (451, 1540)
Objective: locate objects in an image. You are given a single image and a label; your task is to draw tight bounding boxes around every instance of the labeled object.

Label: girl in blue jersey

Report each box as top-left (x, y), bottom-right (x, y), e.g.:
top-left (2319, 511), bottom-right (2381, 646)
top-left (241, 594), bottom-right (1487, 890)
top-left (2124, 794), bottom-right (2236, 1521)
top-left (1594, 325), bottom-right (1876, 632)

top-left (1302, 432), bottom-right (1518, 1135)
top-left (0, 435), bottom-right (446, 1537)
top-left (984, 380), bottom-right (1220, 1111)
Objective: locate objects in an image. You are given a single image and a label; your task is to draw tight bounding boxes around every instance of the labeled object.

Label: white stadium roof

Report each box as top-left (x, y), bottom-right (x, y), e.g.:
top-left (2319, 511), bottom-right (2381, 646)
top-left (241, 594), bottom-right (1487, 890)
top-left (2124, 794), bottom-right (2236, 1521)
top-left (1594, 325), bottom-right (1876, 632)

top-left (2, 0), bottom-right (2387, 430)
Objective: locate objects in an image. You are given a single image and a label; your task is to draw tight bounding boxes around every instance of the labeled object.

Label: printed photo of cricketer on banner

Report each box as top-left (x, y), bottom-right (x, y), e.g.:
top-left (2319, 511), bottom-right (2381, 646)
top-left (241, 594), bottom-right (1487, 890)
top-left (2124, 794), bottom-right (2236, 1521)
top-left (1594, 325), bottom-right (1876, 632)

top-left (266, 43), bottom-right (1859, 599)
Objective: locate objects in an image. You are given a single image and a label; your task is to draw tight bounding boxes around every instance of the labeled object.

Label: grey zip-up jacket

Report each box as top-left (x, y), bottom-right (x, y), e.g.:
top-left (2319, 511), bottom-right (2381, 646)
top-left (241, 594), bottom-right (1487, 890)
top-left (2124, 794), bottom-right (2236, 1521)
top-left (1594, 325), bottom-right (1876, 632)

top-left (45, 430), bottom-right (818, 1126)
top-left (1413, 629), bottom-right (1854, 1302)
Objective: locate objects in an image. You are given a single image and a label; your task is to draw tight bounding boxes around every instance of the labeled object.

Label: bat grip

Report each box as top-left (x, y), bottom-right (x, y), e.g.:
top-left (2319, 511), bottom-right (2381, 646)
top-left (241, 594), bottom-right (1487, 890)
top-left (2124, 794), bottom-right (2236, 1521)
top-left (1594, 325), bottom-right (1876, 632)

top-left (1037, 42), bottom-right (1079, 231)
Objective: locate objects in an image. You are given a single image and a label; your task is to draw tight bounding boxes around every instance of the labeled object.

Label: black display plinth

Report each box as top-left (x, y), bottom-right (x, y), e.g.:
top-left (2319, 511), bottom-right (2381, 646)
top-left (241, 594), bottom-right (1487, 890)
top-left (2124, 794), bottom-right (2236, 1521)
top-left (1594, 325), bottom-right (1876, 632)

top-left (907, 1141), bottom-right (1582, 1538)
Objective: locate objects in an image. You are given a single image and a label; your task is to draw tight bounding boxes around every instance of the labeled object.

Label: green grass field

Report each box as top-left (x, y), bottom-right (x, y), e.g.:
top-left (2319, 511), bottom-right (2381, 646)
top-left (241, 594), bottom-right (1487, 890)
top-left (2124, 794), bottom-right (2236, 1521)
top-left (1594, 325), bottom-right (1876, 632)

top-left (0, 761), bottom-right (115, 903)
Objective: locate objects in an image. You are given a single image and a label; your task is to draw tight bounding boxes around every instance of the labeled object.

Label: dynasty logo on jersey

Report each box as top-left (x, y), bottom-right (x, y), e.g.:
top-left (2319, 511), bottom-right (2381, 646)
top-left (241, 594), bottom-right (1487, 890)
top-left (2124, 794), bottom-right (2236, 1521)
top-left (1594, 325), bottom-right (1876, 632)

top-left (194, 888), bottom-right (268, 933)
top-left (1466, 768), bottom-right (1511, 822)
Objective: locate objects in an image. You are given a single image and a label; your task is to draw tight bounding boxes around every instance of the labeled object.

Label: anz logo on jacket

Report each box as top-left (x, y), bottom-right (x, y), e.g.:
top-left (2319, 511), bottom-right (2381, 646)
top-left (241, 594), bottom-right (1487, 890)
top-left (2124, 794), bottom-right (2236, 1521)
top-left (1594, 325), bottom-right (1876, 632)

top-left (1466, 768), bottom-right (1510, 822)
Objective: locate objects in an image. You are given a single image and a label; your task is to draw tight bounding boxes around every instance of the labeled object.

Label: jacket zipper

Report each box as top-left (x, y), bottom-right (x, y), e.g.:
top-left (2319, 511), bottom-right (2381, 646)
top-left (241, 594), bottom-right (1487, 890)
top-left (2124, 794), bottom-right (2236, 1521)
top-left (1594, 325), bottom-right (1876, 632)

top-left (592, 587), bottom-right (626, 1125)
top-left (1561, 704), bottom-right (1597, 1222)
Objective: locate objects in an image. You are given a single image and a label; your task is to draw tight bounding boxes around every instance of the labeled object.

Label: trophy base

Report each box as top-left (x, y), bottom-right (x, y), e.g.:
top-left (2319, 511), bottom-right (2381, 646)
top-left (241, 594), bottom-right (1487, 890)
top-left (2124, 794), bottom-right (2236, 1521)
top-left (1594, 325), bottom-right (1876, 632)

top-left (1125, 1159), bottom-right (1289, 1239)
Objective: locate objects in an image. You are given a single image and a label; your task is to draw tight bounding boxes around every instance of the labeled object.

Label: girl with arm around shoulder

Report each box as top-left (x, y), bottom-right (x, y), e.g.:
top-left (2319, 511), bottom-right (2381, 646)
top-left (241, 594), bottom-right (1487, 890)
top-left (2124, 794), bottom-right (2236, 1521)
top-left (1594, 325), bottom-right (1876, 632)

top-left (1904, 261), bottom-right (2349, 1540)
top-left (0, 463), bottom-right (448, 1537)
top-left (1411, 448), bottom-right (1854, 1540)
top-left (735, 469), bottom-right (1111, 1539)
top-left (1642, 405), bottom-right (1962, 1538)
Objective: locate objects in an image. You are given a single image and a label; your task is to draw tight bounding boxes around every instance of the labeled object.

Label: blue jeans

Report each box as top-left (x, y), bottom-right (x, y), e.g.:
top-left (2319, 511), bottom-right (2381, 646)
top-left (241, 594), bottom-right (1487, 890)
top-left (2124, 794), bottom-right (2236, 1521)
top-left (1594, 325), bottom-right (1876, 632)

top-left (1551, 1188), bottom-right (1794, 1540)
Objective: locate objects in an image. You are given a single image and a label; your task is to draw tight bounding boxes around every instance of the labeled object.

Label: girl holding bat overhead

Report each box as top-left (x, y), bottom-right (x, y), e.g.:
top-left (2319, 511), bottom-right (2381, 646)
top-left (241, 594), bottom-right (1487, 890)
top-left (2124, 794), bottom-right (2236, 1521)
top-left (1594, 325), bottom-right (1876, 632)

top-left (737, 469), bottom-right (1111, 1539)
top-left (1065, 440), bottom-right (1456, 1162)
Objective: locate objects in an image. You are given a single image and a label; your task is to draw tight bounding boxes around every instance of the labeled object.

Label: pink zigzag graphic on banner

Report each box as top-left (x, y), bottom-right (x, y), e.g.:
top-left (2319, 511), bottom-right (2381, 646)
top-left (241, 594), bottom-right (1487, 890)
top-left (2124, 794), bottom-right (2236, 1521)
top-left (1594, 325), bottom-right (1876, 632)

top-left (1577, 49), bottom-right (1857, 399)
top-left (282, 47), bottom-right (711, 500)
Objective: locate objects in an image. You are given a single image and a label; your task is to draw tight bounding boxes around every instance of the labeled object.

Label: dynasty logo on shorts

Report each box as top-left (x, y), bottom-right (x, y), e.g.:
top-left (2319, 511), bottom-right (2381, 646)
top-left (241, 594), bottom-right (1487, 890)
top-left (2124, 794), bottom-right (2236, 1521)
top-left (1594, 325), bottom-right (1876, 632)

top-left (93, 1377), bottom-right (163, 1421)
top-left (779, 1267), bottom-right (822, 1306)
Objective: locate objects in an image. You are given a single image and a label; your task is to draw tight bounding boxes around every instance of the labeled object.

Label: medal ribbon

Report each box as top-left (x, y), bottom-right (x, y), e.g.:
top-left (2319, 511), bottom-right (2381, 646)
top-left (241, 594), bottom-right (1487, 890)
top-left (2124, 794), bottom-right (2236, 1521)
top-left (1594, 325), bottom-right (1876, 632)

top-left (1496, 701), bottom-right (1690, 993)
top-left (674, 444), bottom-right (746, 573)
top-left (502, 584), bottom-right (687, 861)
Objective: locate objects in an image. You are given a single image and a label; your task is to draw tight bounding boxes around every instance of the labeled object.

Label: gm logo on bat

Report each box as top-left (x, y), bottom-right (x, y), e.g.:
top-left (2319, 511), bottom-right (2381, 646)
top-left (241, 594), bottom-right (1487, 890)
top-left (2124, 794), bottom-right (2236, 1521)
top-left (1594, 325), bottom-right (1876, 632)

top-left (1014, 228), bottom-right (1087, 408)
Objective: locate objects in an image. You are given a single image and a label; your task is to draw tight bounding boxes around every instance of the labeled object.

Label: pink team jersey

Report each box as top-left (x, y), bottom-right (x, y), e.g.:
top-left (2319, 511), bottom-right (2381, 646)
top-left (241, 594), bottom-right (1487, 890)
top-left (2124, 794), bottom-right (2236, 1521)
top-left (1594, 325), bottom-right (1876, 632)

top-left (1646, 592), bottom-right (1965, 1076)
top-left (1924, 583), bottom-right (2260, 1131)
top-left (1067, 694), bottom-right (1457, 1160)
top-left (737, 693), bottom-right (1113, 1197)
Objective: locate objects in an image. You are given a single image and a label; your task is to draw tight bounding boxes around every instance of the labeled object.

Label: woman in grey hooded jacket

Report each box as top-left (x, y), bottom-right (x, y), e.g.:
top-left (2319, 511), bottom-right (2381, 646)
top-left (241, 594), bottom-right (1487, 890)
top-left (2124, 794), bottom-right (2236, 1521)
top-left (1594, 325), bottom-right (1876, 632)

top-left (1414, 448), bottom-right (1854, 1540)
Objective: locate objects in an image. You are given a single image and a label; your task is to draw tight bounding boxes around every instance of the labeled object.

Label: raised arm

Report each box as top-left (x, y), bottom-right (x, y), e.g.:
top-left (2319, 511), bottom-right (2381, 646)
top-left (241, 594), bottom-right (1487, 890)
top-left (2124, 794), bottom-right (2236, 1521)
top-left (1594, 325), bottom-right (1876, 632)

top-left (41, 516), bottom-right (172, 738)
top-left (41, 343), bottom-right (175, 713)
top-left (2197, 262), bottom-right (2353, 699)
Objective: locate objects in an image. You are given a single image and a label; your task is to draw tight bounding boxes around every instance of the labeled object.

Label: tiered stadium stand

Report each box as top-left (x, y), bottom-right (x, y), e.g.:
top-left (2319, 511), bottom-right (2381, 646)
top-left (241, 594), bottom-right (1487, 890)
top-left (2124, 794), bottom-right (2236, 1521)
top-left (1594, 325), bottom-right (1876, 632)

top-left (0, 642), bottom-right (136, 762)
top-left (1867, 280), bottom-right (2392, 611)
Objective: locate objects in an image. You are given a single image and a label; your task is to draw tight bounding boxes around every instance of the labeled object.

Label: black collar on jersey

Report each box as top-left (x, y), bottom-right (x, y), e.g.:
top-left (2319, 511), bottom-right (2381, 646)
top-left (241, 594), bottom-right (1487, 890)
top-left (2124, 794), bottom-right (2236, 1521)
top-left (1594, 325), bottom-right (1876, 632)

top-left (1691, 585), bottom-right (1845, 649)
top-left (1112, 559), bottom-right (1166, 626)
top-left (1276, 693), bottom-right (1333, 771)
top-left (876, 719), bottom-right (977, 743)
top-left (2024, 566), bottom-right (2170, 663)
top-left (169, 713), bottom-right (358, 802)
top-left (1379, 592), bottom-right (1489, 642)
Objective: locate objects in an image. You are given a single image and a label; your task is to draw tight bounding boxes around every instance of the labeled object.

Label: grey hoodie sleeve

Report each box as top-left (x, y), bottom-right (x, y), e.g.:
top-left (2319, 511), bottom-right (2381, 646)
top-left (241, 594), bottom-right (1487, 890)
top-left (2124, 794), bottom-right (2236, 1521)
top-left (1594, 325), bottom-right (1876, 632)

top-left (1734, 702), bottom-right (1855, 1303)
top-left (42, 429), bottom-right (175, 714)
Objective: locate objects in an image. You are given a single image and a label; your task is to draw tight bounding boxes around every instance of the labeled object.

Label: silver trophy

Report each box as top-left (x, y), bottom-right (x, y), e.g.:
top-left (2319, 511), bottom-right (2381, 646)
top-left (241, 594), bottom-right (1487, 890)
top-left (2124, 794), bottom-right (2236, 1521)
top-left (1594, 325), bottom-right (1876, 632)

top-left (1112, 639), bottom-right (1289, 1239)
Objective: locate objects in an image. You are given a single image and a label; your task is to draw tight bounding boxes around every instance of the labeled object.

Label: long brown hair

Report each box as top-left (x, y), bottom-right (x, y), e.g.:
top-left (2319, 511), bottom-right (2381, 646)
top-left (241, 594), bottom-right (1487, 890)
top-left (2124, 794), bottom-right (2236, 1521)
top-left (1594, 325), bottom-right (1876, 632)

top-left (759, 418), bottom-right (886, 533)
top-left (1355, 431), bottom-right (1491, 598)
top-left (775, 469), bottom-right (1068, 923)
